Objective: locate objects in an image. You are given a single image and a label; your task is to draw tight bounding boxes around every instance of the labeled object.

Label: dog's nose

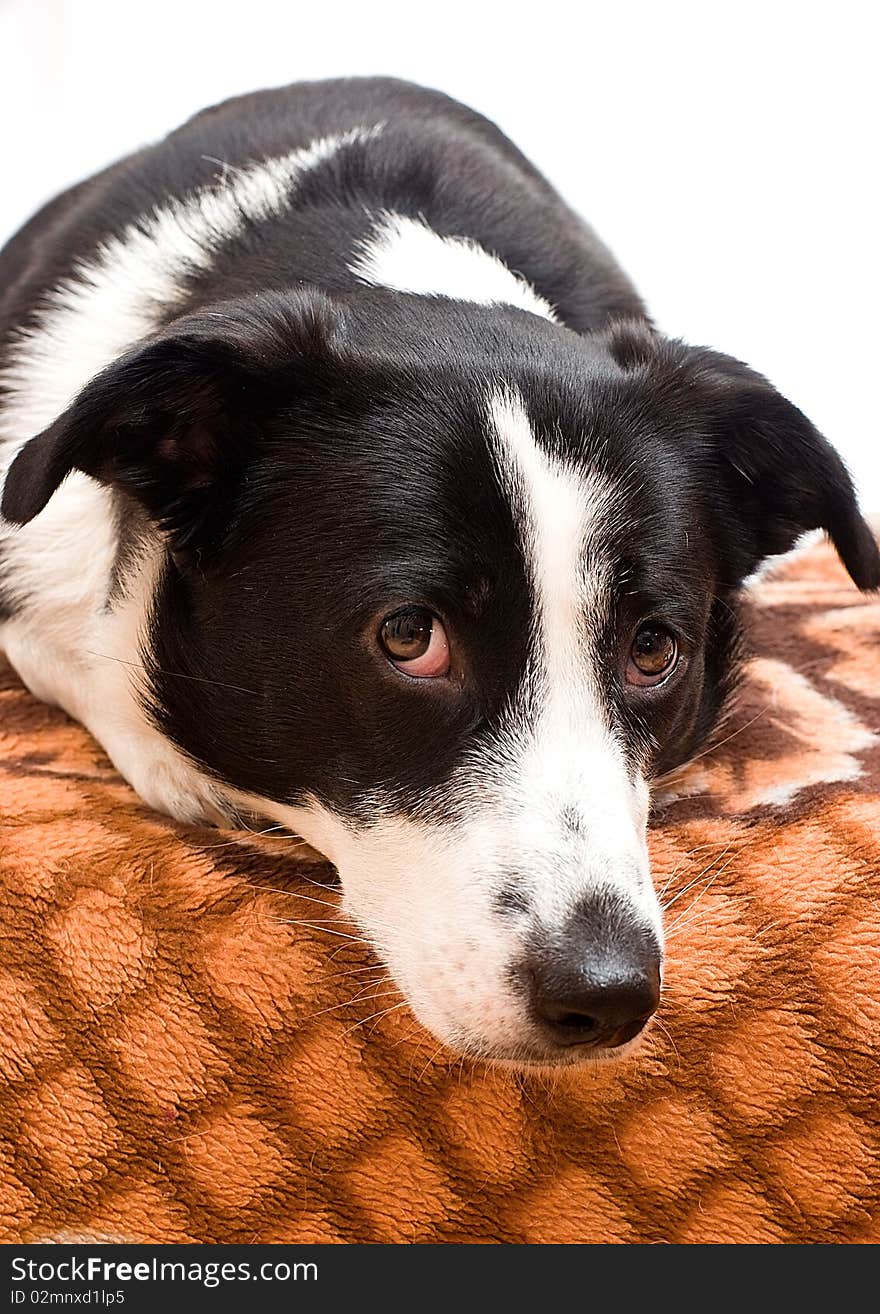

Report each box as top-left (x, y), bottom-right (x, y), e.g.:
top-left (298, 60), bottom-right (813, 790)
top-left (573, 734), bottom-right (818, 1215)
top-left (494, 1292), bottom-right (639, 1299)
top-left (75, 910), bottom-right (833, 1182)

top-left (531, 964), bottom-right (659, 1048)
top-left (525, 896), bottom-right (661, 1049)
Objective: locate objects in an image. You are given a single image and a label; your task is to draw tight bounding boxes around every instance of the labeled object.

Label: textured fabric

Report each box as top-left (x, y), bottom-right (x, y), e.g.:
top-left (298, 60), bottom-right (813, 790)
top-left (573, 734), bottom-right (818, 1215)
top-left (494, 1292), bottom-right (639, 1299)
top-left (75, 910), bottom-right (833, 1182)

top-left (1, 536), bottom-right (878, 1244)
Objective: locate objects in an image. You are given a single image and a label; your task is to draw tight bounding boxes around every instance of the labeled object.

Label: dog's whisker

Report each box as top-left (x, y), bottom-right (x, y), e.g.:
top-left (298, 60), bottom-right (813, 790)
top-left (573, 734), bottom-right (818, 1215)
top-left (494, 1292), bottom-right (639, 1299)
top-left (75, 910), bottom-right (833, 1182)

top-left (188, 834), bottom-right (255, 851)
top-left (661, 844), bottom-right (734, 912)
top-left (189, 822), bottom-right (316, 852)
top-left (667, 849), bottom-right (737, 917)
top-left (316, 963), bottom-right (393, 983)
top-left (300, 981), bottom-right (399, 1024)
top-left (272, 918), bottom-right (374, 944)
top-left (753, 918), bottom-right (785, 939)
top-left (309, 975), bottom-right (392, 1006)
top-left (324, 944), bottom-right (360, 965)
top-left (297, 874), bottom-right (343, 893)
top-left (415, 1040), bottom-right (449, 1082)
top-left (652, 1016), bottom-right (682, 1068)
top-left (273, 915), bottom-right (353, 926)
top-left (249, 884), bottom-right (343, 911)
top-left (231, 818), bottom-right (318, 845)
top-left (82, 648), bottom-right (261, 698)
top-left (342, 1000), bottom-right (410, 1038)
top-left (663, 855), bottom-right (737, 939)
top-left (661, 865), bottom-right (722, 915)
top-left (655, 842), bottom-right (718, 900)
top-left (675, 704), bottom-right (771, 769)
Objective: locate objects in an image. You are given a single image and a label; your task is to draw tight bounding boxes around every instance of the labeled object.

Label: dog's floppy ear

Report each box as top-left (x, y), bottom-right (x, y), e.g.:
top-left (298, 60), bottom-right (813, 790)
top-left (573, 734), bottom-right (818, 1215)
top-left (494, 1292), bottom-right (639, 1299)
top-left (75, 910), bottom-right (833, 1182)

top-left (606, 324), bottom-right (880, 591)
top-left (1, 287), bottom-right (342, 547)
top-left (690, 348), bottom-right (879, 590)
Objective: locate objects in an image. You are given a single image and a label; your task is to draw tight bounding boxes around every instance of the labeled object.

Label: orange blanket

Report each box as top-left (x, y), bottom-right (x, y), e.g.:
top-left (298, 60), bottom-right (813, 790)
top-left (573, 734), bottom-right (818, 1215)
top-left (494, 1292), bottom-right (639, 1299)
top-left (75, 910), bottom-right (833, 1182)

top-left (1, 537), bottom-right (878, 1244)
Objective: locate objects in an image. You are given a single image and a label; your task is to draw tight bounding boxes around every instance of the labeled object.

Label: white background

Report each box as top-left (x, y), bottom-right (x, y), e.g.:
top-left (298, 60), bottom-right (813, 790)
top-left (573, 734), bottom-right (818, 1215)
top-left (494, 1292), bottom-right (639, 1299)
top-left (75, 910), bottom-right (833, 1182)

top-left (1, 0), bottom-right (877, 508)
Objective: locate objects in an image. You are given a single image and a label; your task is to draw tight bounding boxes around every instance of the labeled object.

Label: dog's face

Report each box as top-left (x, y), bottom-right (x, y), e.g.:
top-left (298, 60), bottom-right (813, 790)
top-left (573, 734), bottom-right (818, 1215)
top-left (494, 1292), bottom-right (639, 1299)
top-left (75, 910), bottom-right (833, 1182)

top-left (4, 290), bottom-right (878, 1064)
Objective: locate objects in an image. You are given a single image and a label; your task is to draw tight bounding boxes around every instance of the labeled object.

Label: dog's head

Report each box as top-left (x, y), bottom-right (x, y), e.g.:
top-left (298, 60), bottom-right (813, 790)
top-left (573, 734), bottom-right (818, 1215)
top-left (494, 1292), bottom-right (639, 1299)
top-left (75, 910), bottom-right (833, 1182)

top-left (5, 289), bottom-right (877, 1064)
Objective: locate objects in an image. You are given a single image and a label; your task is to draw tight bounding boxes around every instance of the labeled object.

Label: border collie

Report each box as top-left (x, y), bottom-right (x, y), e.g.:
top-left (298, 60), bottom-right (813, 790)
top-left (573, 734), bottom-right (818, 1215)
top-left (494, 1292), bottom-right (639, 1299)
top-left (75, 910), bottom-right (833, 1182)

top-left (1, 78), bottom-right (877, 1066)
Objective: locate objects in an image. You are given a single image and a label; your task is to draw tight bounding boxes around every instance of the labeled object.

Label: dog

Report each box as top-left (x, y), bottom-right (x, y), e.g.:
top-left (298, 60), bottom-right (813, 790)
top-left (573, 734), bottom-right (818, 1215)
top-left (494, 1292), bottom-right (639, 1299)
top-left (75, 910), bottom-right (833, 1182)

top-left (1, 78), bottom-right (877, 1066)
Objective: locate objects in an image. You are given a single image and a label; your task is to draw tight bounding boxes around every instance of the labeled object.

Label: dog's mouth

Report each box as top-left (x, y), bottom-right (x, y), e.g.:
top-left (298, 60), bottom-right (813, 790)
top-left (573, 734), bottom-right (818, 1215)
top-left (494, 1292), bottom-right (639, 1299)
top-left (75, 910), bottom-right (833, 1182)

top-left (413, 986), bottom-right (660, 1071)
top-left (452, 1022), bottom-right (656, 1071)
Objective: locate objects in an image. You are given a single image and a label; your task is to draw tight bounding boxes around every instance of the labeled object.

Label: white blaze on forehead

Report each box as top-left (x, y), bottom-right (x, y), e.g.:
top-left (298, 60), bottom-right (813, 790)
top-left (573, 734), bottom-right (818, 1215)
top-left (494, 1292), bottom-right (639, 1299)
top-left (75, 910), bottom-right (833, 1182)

top-left (488, 387), bottom-right (613, 713)
top-left (349, 211), bottom-right (558, 321)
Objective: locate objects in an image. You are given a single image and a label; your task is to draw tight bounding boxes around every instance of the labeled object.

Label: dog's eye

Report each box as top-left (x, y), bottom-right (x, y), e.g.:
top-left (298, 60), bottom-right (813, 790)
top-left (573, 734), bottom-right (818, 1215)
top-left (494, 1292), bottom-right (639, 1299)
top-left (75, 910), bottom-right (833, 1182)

top-left (380, 607), bottom-right (450, 678)
top-left (627, 624), bottom-right (678, 687)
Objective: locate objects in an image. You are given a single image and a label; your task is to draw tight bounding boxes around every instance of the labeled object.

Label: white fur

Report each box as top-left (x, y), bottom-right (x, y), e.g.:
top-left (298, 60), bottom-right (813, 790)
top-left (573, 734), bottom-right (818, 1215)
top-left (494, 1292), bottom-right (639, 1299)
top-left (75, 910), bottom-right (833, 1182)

top-left (0, 489), bottom-right (227, 823)
top-left (0, 129), bottom-right (379, 822)
top-left (485, 389), bottom-right (656, 930)
top-left (0, 125), bottom-right (381, 443)
top-left (243, 388), bottom-right (661, 1062)
top-left (349, 211), bottom-right (558, 321)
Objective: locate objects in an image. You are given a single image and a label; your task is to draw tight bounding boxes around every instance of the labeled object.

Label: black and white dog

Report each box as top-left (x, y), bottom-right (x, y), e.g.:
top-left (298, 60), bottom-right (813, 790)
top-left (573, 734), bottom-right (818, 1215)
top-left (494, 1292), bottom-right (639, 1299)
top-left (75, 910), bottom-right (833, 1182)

top-left (1, 79), bottom-right (877, 1065)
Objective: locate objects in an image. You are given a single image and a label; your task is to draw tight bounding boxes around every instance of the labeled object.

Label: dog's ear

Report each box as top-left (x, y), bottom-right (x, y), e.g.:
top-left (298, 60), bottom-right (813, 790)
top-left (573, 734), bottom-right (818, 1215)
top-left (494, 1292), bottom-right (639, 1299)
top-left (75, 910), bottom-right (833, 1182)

top-left (691, 348), bottom-right (879, 590)
top-left (1, 287), bottom-right (342, 548)
top-left (606, 324), bottom-right (880, 591)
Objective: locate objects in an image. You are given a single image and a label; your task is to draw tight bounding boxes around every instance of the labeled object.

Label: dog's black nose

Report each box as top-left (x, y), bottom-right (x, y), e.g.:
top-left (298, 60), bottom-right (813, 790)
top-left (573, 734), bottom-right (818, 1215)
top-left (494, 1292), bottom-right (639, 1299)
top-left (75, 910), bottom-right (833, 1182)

top-left (525, 894), bottom-right (661, 1049)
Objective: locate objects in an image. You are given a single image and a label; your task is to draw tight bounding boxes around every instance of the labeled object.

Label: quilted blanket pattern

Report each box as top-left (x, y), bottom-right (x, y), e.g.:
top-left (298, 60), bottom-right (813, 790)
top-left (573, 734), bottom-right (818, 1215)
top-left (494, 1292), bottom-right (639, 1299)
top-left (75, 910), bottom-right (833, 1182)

top-left (1, 537), bottom-right (878, 1243)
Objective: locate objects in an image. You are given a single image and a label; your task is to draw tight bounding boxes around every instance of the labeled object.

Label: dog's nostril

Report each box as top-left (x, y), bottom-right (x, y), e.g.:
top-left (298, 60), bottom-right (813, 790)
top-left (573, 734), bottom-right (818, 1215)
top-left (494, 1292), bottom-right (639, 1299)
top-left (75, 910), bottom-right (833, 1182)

top-left (543, 1011), bottom-right (651, 1046)
top-left (539, 1003), bottom-right (600, 1035)
top-left (556, 1010), bottom-right (599, 1032)
top-left (537, 1006), bottom-right (651, 1049)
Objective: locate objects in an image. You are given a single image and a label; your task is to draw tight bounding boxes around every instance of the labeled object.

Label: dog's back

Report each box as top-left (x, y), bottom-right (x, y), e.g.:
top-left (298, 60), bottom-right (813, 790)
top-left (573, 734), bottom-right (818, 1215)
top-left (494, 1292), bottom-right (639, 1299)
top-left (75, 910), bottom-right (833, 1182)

top-left (0, 76), bottom-right (643, 363)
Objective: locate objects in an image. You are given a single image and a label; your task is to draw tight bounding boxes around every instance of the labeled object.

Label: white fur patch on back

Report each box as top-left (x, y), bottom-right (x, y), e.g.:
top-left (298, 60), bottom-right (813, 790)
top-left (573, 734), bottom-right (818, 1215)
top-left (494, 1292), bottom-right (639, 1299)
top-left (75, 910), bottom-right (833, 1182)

top-left (349, 211), bottom-right (558, 321)
top-left (0, 124), bottom-right (382, 450)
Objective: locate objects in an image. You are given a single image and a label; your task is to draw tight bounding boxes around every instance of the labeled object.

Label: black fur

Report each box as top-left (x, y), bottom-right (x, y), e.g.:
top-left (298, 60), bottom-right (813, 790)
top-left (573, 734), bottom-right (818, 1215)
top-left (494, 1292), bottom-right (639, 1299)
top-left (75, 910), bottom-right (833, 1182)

top-left (1, 77), bottom-right (877, 822)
